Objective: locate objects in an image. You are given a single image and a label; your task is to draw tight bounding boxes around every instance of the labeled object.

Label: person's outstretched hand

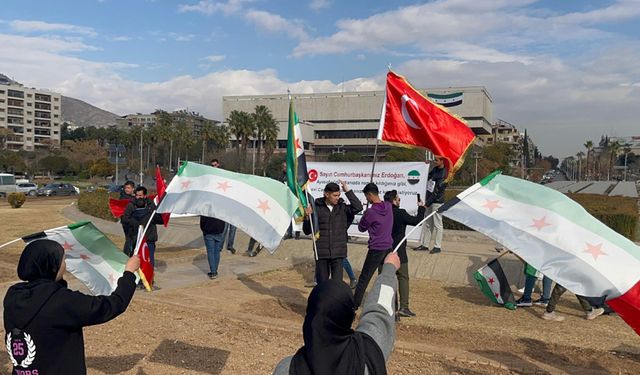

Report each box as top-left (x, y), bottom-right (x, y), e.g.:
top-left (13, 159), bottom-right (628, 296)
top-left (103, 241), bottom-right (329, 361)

top-left (384, 252), bottom-right (401, 270)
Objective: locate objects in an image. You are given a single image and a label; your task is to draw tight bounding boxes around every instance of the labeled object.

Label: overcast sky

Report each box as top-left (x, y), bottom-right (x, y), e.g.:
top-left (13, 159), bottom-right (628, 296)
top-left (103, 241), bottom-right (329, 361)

top-left (1, 0), bottom-right (639, 157)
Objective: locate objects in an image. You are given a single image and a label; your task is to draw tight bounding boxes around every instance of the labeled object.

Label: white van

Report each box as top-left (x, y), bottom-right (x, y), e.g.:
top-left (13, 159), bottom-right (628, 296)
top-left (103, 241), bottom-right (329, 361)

top-left (0, 173), bottom-right (17, 198)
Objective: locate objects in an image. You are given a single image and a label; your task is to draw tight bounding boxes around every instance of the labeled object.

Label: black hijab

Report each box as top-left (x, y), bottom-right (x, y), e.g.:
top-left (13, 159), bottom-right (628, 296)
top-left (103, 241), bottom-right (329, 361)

top-left (17, 240), bottom-right (64, 282)
top-left (290, 279), bottom-right (387, 375)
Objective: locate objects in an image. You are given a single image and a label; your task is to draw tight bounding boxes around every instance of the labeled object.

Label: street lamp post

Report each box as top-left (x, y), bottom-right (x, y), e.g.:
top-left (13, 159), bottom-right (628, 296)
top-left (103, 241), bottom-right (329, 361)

top-left (139, 127), bottom-right (143, 185)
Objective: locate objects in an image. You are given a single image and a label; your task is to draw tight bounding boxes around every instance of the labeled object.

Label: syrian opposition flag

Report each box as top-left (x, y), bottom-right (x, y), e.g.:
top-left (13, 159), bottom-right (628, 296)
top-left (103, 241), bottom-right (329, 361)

top-left (377, 71), bottom-right (475, 182)
top-left (133, 226), bottom-right (154, 291)
top-left (157, 162), bottom-right (298, 252)
top-left (22, 221), bottom-right (132, 295)
top-left (154, 166), bottom-right (170, 227)
top-left (440, 171), bottom-right (640, 334)
top-left (474, 258), bottom-right (516, 310)
top-left (286, 97), bottom-right (310, 221)
top-left (427, 92), bottom-right (463, 107)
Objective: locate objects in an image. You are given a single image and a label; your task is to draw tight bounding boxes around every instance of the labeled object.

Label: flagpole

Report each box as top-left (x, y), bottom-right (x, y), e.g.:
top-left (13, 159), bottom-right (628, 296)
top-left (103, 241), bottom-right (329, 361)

top-left (308, 211), bottom-right (319, 261)
top-left (392, 209), bottom-right (436, 253)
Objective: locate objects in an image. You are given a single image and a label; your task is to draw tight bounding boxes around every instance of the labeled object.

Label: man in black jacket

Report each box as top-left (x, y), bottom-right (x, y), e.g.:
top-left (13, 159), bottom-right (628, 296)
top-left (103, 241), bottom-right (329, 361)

top-left (121, 186), bottom-right (164, 266)
top-left (119, 180), bottom-right (136, 255)
top-left (303, 181), bottom-right (363, 283)
top-left (414, 155), bottom-right (447, 254)
top-left (384, 190), bottom-right (425, 317)
top-left (4, 240), bottom-right (139, 375)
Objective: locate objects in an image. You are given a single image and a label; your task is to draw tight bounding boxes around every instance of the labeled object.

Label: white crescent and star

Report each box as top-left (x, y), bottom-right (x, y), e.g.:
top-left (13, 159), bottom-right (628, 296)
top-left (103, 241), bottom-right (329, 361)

top-left (401, 94), bottom-right (420, 129)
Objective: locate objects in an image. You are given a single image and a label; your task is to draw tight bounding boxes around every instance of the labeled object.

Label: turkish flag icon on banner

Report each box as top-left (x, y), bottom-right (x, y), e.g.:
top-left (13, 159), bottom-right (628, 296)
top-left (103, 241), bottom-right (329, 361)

top-left (134, 226), bottom-right (154, 291)
top-left (378, 71), bottom-right (476, 182)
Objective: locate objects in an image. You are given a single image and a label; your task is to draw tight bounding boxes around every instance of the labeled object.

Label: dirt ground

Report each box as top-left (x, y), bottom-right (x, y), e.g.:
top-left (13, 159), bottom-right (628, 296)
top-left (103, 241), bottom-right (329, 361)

top-left (1, 198), bottom-right (640, 374)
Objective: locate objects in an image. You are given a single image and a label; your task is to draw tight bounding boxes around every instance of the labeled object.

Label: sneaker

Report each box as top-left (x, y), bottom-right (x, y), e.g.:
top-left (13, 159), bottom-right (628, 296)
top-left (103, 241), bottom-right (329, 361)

top-left (294, 232), bottom-right (300, 240)
top-left (516, 298), bottom-right (533, 307)
top-left (413, 245), bottom-right (428, 251)
top-left (227, 248), bottom-right (236, 254)
top-left (349, 279), bottom-right (357, 289)
top-left (395, 313), bottom-right (401, 322)
top-left (586, 307), bottom-right (605, 320)
top-left (398, 308), bottom-right (416, 317)
top-left (207, 272), bottom-right (218, 279)
top-left (429, 247), bottom-right (441, 254)
top-left (533, 299), bottom-right (549, 307)
top-left (541, 311), bottom-right (565, 321)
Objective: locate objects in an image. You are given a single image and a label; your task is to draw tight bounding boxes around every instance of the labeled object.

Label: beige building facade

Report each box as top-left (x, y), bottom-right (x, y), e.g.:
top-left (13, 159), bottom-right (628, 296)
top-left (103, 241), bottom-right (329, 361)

top-left (222, 86), bottom-right (493, 160)
top-left (0, 79), bottom-right (62, 151)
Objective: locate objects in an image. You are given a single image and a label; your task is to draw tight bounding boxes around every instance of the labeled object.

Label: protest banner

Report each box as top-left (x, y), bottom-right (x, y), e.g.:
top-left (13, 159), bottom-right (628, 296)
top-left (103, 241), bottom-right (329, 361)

top-left (307, 162), bottom-right (429, 241)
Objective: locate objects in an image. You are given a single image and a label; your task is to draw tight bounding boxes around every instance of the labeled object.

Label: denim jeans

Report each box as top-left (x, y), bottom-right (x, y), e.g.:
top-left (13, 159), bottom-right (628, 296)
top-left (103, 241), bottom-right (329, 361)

top-left (224, 224), bottom-right (236, 249)
top-left (522, 274), bottom-right (552, 301)
top-left (343, 258), bottom-right (356, 280)
top-left (204, 233), bottom-right (225, 273)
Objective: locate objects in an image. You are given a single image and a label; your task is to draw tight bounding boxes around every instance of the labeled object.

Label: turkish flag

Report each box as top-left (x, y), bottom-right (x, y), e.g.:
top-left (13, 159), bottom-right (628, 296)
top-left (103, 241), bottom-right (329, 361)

top-left (154, 166), bottom-right (170, 227)
top-left (134, 226), bottom-right (154, 291)
top-left (109, 198), bottom-right (130, 218)
top-left (378, 71), bottom-right (476, 182)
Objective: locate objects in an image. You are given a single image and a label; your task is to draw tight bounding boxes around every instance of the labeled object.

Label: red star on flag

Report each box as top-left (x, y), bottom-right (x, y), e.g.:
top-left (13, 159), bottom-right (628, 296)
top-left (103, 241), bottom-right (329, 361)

top-left (584, 242), bottom-right (607, 261)
top-left (62, 241), bottom-right (74, 251)
top-left (217, 181), bottom-right (231, 192)
top-left (181, 180), bottom-right (192, 190)
top-left (295, 138), bottom-right (302, 150)
top-left (257, 199), bottom-right (271, 215)
top-left (487, 277), bottom-right (495, 285)
top-left (530, 216), bottom-right (552, 231)
top-left (495, 292), bottom-right (500, 298)
top-left (80, 254), bottom-right (90, 261)
top-left (482, 199), bottom-right (502, 213)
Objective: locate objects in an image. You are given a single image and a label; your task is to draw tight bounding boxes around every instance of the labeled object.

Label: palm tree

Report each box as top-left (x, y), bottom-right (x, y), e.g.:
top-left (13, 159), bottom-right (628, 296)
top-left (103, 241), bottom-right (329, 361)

top-left (227, 110), bottom-right (255, 172)
top-left (576, 151), bottom-right (585, 181)
top-left (252, 105), bottom-right (278, 172)
top-left (155, 110), bottom-right (175, 168)
top-left (607, 141), bottom-right (621, 180)
top-left (200, 121), bottom-right (230, 163)
top-left (584, 140), bottom-right (593, 180)
top-left (261, 119), bottom-right (280, 175)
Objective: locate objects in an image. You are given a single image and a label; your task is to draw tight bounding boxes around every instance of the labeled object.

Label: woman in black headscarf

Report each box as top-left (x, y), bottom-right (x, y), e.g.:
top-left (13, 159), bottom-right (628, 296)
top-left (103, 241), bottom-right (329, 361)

top-left (3, 239), bottom-right (139, 375)
top-left (273, 252), bottom-right (400, 375)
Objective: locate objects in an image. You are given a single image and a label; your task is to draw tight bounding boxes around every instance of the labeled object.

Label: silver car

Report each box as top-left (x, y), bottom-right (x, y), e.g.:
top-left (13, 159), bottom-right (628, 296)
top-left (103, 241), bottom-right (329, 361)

top-left (36, 183), bottom-right (78, 196)
top-left (16, 183), bottom-right (38, 196)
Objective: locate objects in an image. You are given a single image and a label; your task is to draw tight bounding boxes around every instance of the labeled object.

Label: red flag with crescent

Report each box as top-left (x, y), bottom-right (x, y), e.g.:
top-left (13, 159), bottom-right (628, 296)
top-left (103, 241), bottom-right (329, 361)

top-left (154, 166), bottom-right (170, 227)
top-left (378, 71), bottom-right (475, 182)
top-left (134, 226), bottom-right (154, 291)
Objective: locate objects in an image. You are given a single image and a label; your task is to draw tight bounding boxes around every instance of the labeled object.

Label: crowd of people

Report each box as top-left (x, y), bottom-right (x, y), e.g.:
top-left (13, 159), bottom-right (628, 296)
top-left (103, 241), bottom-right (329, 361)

top-left (3, 155), bottom-right (607, 374)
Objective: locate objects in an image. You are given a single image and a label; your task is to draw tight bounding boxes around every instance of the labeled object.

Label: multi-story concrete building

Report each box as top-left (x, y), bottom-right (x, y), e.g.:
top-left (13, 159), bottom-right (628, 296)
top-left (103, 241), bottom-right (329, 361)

top-left (0, 75), bottom-right (62, 151)
top-left (223, 86), bottom-right (493, 160)
top-left (116, 110), bottom-right (217, 136)
top-left (479, 119), bottom-right (537, 167)
top-left (116, 113), bottom-right (156, 128)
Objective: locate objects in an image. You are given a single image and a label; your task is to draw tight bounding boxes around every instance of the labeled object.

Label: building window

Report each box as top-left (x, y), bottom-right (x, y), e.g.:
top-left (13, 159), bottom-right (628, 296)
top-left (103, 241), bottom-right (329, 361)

top-left (54, 97), bottom-right (59, 101)
top-left (54, 106), bottom-right (59, 110)
top-left (27, 94), bottom-right (32, 98)
top-left (27, 129), bottom-right (32, 132)
top-left (8, 89), bottom-right (25, 98)
top-left (27, 120), bottom-right (32, 124)
top-left (27, 103), bottom-right (32, 107)
top-left (26, 137), bottom-right (32, 141)
top-left (53, 131), bottom-right (59, 135)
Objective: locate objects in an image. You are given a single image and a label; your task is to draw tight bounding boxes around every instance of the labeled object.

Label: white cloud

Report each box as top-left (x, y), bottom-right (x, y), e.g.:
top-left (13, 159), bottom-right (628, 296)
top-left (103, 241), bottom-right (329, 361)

top-left (109, 36), bottom-right (132, 42)
top-left (168, 32), bottom-right (196, 42)
top-left (203, 55), bottom-right (226, 62)
top-left (244, 10), bottom-right (308, 40)
top-left (309, 0), bottom-right (331, 11)
top-left (10, 20), bottom-right (97, 37)
top-left (178, 0), bottom-right (252, 16)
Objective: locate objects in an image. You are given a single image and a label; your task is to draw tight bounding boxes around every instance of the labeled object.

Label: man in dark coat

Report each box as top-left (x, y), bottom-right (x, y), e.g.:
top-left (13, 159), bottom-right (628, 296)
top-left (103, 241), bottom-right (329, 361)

top-left (119, 180), bottom-right (136, 255)
top-left (303, 180), bottom-right (363, 283)
top-left (384, 190), bottom-right (425, 317)
top-left (121, 186), bottom-right (164, 265)
top-left (414, 155), bottom-right (447, 254)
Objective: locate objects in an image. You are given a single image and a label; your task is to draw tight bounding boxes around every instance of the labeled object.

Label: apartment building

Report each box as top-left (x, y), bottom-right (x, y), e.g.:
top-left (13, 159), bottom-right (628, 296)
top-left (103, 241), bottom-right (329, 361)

top-left (223, 86), bottom-right (493, 160)
top-left (0, 75), bottom-right (62, 151)
top-left (116, 110), bottom-right (217, 136)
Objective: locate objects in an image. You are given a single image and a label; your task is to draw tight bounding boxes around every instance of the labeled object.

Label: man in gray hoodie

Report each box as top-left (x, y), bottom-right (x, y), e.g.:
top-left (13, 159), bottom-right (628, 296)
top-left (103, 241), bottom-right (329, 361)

top-left (353, 182), bottom-right (394, 309)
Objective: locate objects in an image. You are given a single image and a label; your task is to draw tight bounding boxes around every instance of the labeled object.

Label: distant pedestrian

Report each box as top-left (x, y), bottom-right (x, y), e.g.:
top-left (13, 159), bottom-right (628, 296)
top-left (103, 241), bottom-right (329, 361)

top-left (119, 180), bottom-right (136, 256)
top-left (542, 283), bottom-right (605, 321)
top-left (303, 181), bottom-right (363, 283)
top-left (384, 189), bottom-right (425, 317)
top-left (353, 183), bottom-right (393, 309)
top-left (200, 216), bottom-right (227, 279)
top-left (414, 155), bottom-right (447, 254)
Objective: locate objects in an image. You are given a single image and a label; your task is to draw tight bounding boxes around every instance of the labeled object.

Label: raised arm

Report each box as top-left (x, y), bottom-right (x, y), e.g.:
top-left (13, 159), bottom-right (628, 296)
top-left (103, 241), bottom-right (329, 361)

top-left (355, 253), bottom-right (399, 360)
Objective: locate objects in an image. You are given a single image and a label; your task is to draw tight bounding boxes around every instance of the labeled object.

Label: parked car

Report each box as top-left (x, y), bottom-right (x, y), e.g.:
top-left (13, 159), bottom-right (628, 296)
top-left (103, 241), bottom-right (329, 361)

top-left (36, 183), bottom-right (78, 196)
top-left (0, 173), bottom-right (17, 198)
top-left (15, 183), bottom-right (38, 196)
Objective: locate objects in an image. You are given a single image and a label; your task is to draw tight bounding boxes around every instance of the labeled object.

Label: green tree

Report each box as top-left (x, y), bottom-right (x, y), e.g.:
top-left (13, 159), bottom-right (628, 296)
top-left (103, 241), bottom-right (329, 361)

top-left (384, 147), bottom-right (423, 161)
top-left (253, 105), bottom-right (278, 173)
top-left (40, 155), bottom-right (71, 175)
top-left (227, 110), bottom-right (255, 172)
top-left (328, 151), bottom-right (363, 162)
top-left (89, 158), bottom-right (115, 177)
